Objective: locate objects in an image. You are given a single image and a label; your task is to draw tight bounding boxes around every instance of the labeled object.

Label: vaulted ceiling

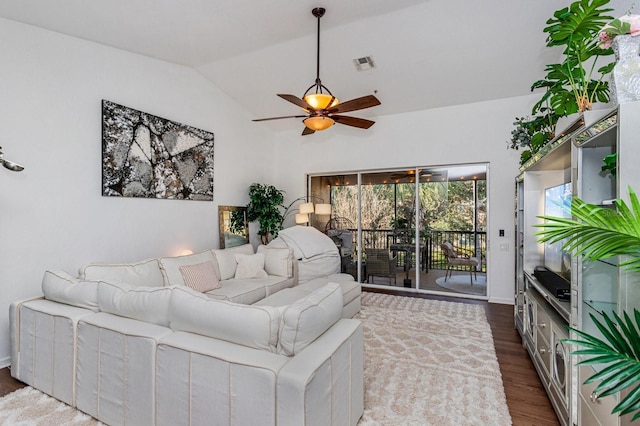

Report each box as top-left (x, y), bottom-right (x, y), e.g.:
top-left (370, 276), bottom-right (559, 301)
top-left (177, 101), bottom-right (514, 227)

top-left (0, 0), bottom-right (629, 131)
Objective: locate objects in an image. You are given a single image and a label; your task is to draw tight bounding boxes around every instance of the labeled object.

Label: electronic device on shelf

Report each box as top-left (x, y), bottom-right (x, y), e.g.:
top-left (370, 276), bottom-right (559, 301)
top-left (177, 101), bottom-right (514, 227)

top-left (543, 183), bottom-right (572, 280)
top-left (534, 265), bottom-right (571, 301)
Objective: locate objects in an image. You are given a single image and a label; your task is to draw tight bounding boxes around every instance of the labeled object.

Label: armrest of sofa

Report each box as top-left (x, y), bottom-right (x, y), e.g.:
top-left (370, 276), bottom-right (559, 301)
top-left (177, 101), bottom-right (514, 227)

top-left (276, 319), bottom-right (364, 426)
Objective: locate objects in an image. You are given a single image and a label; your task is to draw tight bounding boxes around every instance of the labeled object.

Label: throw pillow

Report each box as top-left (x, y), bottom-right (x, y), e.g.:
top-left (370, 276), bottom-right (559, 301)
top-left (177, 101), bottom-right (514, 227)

top-left (214, 244), bottom-right (255, 280)
top-left (158, 250), bottom-right (220, 286)
top-left (234, 253), bottom-right (268, 279)
top-left (278, 282), bottom-right (343, 356)
top-left (179, 261), bottom-right (221, 292)
top-left (256, 246), bottom-right (293, 278)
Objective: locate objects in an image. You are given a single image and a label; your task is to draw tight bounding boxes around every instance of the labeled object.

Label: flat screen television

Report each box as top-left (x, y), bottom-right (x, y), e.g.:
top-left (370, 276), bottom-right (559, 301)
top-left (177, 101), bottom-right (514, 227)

top-left (543, 182), bottom-right (572, 283)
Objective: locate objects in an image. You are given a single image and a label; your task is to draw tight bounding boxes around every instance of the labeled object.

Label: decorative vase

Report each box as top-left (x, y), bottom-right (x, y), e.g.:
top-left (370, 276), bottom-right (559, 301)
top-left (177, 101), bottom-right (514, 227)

top-left (610, 34), bottom-right (640, 105)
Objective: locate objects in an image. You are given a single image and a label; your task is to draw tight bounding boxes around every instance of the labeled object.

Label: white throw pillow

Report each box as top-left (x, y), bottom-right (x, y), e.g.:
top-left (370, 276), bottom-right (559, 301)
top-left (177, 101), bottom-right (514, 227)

top-left (169, 287), bottom-right (281, 352)
top-left (214, 244), bottom-right (255, 280)
top-left (97, 281), bottom-right (173, 327)
top-left (79, 258), bottom-right (164, 287)
top-left (42, 270), bottom-right (99, 312)
top-left (234, 253), bottom-right (268, 279)
top-left (179, 261), bottom-right (221, 292)
top-left (256, 246), bottom-right (293, 278)
top-left (278, 282), bottom-right (343, 356)
top-left (159, 250), bottom-right (220, 286)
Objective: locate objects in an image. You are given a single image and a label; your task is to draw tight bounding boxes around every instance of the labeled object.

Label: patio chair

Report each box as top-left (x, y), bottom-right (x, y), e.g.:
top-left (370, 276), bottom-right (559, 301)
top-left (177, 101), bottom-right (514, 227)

top-left (365, 248), bottom-right (397, 285)
top-left (440, 241), bottom-right (480, 285)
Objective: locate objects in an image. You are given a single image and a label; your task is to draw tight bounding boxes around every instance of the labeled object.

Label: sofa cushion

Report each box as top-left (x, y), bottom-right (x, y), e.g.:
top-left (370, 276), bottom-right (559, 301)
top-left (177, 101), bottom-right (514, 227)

top-left (159, 250), bottom-right (220, 286)
top-left (179, 261), bottom-right (221, 292)
top-left (41, 270), bottom-right (99, 312)
top-left (97, 282), bottom-right (173, 327)
top-left (256, 246), bottom-right (294, 278)
top-left (278, 282), bottom-right (342, 356)
top-left (204, 279), bottom-right (267, 304)
top-left (234, 253), bottom-right (268, 279)
top-left (169, 287), bottom-right (281, 353)
top-left (214, 244), bottom-right (254, 280)
top-left (79, 258), bottom-right (164, 287)
top-left (299, 276), bottom-right (361, 306)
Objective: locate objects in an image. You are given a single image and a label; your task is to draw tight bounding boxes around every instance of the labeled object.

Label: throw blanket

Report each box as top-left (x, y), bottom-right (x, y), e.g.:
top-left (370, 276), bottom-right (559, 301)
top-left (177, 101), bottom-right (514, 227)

top-left (277, 226), bottom-right (338, 259)
top-left (270, 226), bottom-right (340, 283)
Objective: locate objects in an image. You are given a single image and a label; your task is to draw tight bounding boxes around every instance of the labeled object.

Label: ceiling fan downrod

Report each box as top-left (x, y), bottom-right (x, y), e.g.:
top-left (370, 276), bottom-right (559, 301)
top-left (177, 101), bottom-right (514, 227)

top-left (304, 7), bottom-right (334, 99)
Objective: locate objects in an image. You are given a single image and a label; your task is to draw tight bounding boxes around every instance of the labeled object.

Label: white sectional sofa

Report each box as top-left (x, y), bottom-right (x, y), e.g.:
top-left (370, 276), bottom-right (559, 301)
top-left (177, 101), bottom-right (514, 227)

top-left (10, 243), bottom-right (363, 426)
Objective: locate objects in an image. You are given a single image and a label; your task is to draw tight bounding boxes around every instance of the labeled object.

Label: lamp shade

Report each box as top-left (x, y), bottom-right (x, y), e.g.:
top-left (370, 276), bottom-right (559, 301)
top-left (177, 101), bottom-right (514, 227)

top-left (315, 203), bottom-right (332, 215)
top-left (303, 93), bottom-right (339, 110)
top-left (303, 116), bottom-right (334, 131)
top-left (295, 213), bottom-right (310, 224)
top-left (299, 202), bottom-right (314, 214)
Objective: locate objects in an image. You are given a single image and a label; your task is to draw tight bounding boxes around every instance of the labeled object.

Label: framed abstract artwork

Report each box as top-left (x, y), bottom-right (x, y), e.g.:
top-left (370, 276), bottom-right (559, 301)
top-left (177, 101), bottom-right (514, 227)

top-left (102, 100), bottom-right (215, 200)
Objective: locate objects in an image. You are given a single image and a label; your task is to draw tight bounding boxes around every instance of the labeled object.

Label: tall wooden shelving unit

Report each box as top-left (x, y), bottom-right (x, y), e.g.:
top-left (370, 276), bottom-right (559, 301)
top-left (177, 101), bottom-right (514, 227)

top-left (514, 102), bottom-right (640, 426)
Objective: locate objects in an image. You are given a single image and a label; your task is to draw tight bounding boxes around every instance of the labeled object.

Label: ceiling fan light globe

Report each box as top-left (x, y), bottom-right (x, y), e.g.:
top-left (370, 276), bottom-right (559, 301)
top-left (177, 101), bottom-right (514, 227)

top-left (304, 116), bottom-right (335, 131)
top-left (303, 93), bottom-right (339, 110)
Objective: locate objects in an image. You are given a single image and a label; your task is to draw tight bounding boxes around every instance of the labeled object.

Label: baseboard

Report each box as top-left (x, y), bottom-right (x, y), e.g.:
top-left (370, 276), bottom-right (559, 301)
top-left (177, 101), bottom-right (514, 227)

top-left (489, 296), bottom-right (514, 305)
top-left (0, 356), bottom-right (10, 369)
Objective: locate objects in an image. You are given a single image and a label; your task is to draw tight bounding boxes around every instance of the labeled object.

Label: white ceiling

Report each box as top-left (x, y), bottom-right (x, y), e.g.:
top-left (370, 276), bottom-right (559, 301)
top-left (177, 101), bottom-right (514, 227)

top-left (0, 0), bottom-right (629, 132)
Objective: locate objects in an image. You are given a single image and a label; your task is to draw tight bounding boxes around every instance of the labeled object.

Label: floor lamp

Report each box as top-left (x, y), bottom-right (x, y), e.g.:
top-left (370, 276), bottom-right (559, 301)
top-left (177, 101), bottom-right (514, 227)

top-left (281, 196), bottom-right (331, 228)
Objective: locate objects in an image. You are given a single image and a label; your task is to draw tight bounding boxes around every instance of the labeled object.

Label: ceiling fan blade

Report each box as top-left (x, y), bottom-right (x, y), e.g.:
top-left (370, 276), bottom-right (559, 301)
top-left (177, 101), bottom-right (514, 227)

top-left (1, 158), bottom-right (24, 172)
top-left (252, 115), bottom-right (307, 122)
top-left (332, 115), bottom-right (375, 129)
top-left (277, 94), bottom-right (312, 111)
top-left (302, 126), bottom-right (316, 136)
top-left (329, 95), bottom-right (380, 114)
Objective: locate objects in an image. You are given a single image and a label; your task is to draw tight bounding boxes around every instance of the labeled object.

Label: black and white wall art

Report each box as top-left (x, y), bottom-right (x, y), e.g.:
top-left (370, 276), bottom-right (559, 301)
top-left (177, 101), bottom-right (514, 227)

top-left (102, 100), bottom-right (215, 200)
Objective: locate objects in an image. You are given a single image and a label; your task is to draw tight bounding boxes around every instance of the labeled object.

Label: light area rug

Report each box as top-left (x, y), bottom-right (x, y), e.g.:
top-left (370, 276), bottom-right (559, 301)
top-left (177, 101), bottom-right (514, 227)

top-left (435, 274), bottom-right (487, 296)
top-left (0, 386), bottom-right (103, 425)
top-left (0, 293), bottom-right (511, 426)
top-left (356, 292), bottom-right (511, 425)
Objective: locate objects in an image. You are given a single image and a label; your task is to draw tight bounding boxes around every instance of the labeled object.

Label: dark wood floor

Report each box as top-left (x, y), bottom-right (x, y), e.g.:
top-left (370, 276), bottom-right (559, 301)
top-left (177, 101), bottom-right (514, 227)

top-left (0, 289), bottom-right (558, 425)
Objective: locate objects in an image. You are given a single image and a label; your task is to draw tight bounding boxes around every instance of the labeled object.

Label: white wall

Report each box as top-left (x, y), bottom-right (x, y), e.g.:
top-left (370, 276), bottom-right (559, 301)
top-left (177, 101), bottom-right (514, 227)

top-left (0, 18), bottom-right (276, 365)
top-left (272, 94), bottom-right (538, 304)
top-left (0, 16), bottom-right (540, 366)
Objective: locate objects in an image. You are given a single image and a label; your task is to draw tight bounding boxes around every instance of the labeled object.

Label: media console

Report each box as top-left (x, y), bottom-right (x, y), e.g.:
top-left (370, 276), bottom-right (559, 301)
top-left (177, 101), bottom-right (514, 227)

top-left (523, 271), bottom-right (571, 425)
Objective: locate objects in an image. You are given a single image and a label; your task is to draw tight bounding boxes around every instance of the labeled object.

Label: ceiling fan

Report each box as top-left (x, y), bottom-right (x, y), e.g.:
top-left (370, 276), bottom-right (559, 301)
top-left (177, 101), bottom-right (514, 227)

top-left (252, 7), bottom-right (381, 136)
top-left (0, 146), bottom-right (24, 172)
top-left (389, 169), bottom-right (448, 181)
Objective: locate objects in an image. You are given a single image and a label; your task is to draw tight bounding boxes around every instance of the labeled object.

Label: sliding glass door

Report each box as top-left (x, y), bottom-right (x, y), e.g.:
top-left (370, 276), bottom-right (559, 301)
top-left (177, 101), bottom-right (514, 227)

top-left (309, 163), bottom-right (487, 298)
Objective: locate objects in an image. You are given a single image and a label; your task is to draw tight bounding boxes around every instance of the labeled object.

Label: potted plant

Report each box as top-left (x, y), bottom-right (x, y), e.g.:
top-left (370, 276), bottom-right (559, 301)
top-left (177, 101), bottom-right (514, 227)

top-left (536, 188), bottom-right (640, 421)
top-left (532, 0), bottom-right (615, 116)
top-left (246, 183), bottom-right (285, 245)
top-left (507, 109), bottom-right (558, 165)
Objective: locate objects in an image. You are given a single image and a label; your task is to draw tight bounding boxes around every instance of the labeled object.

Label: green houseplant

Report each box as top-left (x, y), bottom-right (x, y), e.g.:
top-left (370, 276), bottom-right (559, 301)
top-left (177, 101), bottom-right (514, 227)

top-left (508, 108), bottom-right (558, 165)
top-left (246, 183), bottom-right (285, 245)
top-left (509, 0), bottom-right (615, 165)
top-left (536, 188), bottom-right (640, 421)
top-left (532, 0), bottom-right (615, 116)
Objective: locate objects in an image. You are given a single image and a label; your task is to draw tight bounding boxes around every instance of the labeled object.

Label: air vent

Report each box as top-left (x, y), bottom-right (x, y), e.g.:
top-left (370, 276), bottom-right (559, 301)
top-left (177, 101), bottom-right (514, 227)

top-left (353, 56), bottom-right (375, 71)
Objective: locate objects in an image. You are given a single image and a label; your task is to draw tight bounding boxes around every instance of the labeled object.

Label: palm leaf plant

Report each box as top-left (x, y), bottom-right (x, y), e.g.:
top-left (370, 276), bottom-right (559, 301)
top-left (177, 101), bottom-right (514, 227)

top-left (535, 187), bottom-right (640, 420)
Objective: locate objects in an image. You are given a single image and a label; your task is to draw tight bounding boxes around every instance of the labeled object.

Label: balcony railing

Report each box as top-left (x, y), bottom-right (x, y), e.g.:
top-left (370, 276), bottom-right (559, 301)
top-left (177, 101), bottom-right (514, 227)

top-left (346, 228), bottom-right (486, 272)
